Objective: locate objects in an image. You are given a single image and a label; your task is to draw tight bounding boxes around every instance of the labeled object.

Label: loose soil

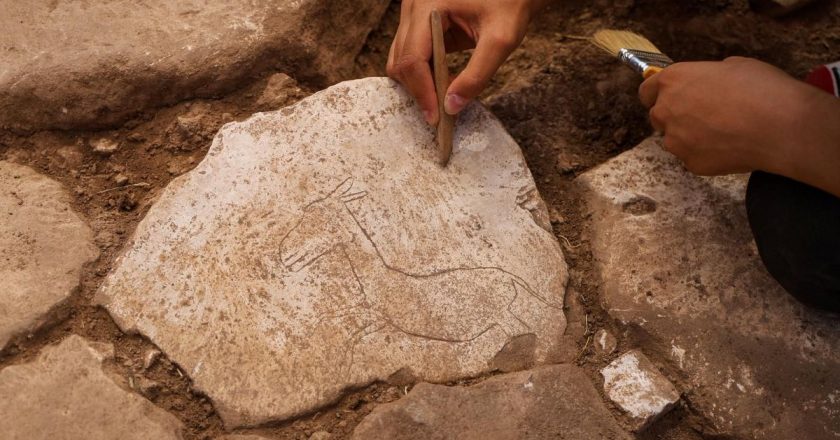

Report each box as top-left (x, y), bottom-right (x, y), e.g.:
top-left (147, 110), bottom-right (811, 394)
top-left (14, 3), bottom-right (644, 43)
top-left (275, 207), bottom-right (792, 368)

top-left (1, 0), bottom-right (838, 439)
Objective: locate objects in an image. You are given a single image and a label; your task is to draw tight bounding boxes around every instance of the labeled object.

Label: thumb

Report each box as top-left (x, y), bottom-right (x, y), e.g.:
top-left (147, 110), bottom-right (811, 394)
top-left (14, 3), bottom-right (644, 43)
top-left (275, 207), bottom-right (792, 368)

top-left (445, 30), bottom-right (519, 115)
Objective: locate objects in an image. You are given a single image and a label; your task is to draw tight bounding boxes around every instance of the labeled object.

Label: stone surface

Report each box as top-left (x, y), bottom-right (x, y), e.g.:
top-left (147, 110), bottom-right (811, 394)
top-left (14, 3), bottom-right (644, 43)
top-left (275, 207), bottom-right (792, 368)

top-left (578, 137), bottom-right (840, 439)
top-left (217, 435), bottom-right (273, 440)
top-left (0, 335), bottom-right (184, 439)
top-left (0, 0), bottom-right (389, 131)
top-left (97, 78), bottom-right (568, 427)
top-left (601, 350), bottom-right (679, 429)
top-left (0, 161), bottom-right (99, 349)
top-left (352, 364), bottom-right (631, 440)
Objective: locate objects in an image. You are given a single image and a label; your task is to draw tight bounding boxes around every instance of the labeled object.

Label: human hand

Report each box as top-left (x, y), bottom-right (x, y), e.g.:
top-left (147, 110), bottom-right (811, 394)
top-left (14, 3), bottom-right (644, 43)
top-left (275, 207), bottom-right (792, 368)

top-left (387, 0), bottom-right (547, 125)
top-left (640, 57), bottom-right (840, 197)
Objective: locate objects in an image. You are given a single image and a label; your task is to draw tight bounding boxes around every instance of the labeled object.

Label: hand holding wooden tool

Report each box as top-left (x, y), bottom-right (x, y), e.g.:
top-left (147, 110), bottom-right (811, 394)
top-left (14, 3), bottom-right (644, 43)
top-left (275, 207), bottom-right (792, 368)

top-left (430, 10), bottom-right (454, 166)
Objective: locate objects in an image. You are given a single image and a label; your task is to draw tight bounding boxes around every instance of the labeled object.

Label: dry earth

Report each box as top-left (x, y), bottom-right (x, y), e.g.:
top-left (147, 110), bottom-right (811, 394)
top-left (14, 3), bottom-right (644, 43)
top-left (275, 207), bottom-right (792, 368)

top-left (1, 0), bottom-right (839, 439)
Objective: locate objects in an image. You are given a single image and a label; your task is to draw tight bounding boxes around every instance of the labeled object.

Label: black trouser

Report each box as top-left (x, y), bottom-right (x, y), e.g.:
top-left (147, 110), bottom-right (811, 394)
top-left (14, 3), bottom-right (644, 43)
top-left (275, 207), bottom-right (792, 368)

top-left (747, 171), bottom-right (840, 313)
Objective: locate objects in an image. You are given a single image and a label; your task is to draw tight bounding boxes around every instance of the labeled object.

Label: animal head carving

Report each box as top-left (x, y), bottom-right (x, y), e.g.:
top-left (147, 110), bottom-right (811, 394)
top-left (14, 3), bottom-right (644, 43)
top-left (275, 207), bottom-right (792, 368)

top-left (279, 178), bottom-right (367, 272)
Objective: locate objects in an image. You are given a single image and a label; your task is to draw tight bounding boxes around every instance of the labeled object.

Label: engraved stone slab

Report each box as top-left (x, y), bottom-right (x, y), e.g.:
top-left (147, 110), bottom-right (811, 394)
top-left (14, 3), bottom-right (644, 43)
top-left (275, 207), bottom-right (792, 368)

top-left (0, 0), bottom-right (388, 130)
top-left (1, 161), bottom-right (98, 349)
top-left (352, 365), bottom-right (631, 440)
top-left (0, 335), bottom-right (183, 439)
top-left (578, 137), bottom-right (840, 439)
top-left (97, 78), bottom-right (568, 427)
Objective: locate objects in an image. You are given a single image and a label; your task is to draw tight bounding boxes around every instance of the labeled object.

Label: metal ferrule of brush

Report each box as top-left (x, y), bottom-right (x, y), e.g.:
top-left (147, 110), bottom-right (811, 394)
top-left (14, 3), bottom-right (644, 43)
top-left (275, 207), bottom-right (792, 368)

top-left (618, 48), bottom-right (674, 75)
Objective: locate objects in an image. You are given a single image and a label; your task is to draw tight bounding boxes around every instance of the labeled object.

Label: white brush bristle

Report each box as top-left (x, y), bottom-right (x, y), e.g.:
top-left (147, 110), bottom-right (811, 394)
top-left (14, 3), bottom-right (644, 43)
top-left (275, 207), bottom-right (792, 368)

top-left (592, 30), bottom-right (663, 56)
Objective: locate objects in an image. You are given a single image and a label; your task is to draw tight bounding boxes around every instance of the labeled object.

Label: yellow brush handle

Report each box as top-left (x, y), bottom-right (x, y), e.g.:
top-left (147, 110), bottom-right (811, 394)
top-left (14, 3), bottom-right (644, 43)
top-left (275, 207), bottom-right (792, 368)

top-left (643, 66), bottom-right (664, 79)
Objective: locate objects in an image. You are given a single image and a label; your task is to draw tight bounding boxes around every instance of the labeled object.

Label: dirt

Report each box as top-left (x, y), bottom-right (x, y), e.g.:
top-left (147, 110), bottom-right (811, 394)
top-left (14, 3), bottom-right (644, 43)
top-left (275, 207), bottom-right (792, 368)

top-left (1, 0), bottom-right (839, 438)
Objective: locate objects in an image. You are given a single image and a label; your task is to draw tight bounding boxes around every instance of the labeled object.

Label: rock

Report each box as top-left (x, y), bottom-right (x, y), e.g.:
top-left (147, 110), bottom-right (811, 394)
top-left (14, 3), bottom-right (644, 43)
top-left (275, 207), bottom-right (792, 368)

top-left (0, 335), bottom-right (183, 439)
top-left (90, 138), bottom-right (120, 155)
top-left (217, 435), bottom-right (273, 440)
top-left (309, 432), bottom-right (332, 440)
top-left (577, 137), bottom-right (840, 439)
top-left (601, 350), bottom-right (679, 430)
top-left (144, 348), bottom-right (162, 370)
top-left (352, 365), bottom-right (631, 439)
top-left (594, 328), bottom-right (617, 355)
top-left (97, 78), bottom-right (568, 427)
top-left (0, 161), bottom-right (99, 349)
top-left (256, 73), bottom-right (303, 110)
top-left (0, 0), bottom-right (389, 131)
top-left (114, 173), bottom-right (130, 185)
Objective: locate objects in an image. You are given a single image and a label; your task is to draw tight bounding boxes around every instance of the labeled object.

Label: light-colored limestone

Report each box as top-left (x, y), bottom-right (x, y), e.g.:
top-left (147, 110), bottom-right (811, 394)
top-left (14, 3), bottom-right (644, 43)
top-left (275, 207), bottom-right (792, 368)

top-left (352, 364), bottom-right (631, 439)
top-left (0, 0), bottom-right (388, 130)
top-left (601, 350), bottom-right (679, 429)
top-left (97, 78), bottom-right (568, 427)
top-left (578, 137), bottom-right (840, 439)
top-left (0, 161), bottom-right (98, 349)
top-left (0, 335), bottom-right (183, 439)
top-left (594, 328), bottom-right (617, 355)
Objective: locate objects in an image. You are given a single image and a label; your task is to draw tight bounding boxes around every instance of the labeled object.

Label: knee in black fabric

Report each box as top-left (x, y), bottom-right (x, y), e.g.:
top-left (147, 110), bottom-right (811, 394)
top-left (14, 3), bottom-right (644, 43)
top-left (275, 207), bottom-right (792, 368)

top-left (746, 171), bottom-right (840, 313)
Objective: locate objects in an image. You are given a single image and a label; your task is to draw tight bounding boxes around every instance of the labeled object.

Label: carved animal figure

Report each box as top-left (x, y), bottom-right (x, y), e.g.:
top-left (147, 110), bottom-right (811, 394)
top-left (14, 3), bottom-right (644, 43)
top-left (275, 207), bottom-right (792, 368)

top-left (279, 178), bottom-right (560, 343)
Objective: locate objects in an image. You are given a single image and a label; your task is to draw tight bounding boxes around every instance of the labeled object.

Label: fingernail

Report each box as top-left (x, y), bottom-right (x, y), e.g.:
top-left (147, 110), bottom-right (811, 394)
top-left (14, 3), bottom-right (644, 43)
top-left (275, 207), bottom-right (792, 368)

top-left (422, 109), bottom-right (434, 125)
top-left (444, 94), bottom-right (467, 115)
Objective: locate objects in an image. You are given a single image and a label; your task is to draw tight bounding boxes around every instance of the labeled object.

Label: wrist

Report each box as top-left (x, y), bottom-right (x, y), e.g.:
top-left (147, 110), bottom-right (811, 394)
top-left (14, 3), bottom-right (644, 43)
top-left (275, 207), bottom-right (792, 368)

top-left (766, 84), bottom-right (840, 196)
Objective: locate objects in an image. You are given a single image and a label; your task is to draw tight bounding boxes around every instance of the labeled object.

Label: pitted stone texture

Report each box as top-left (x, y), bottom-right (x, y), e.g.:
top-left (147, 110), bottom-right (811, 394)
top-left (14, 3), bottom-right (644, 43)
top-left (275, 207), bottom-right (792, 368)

top-left (352, 365), bottom-right (630, 440)
top-left (0, 335), bottom-right (183, 439)
top-left (1, 161), bottom-right (98, 349)
top-left (578, 137), bottom-right (840, 439)
top-left (97, 78), bottom-right (568, 427)
top-left (0, 0), bottom-right (388, 131)
top-left (601, 350), bottom-right (679, 430)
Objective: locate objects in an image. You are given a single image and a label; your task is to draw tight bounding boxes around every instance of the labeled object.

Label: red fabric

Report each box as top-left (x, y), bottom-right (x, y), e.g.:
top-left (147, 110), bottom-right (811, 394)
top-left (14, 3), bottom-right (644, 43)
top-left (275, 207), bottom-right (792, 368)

top-left (805, 62), bottom-right (840, 97)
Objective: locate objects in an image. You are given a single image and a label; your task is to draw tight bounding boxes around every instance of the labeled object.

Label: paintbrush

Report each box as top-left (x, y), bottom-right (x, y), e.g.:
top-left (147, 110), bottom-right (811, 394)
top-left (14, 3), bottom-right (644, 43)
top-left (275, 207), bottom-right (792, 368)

top-left (591, 30), bottom-right (674, 79)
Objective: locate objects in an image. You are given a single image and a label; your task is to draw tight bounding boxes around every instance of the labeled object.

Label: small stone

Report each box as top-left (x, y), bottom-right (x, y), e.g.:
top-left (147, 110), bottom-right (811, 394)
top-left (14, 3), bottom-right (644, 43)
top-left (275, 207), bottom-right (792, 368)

top-left (555, 151), bottom-right (582, 175)
top-left (114, 173), bottom-right (129, 185)
top-left (594, 329), bottom-right (617, 355)
top-left (137, 377), bottom-right (162, 399)
top-left (256, 73), bottom-right (301, 109)
top-left (90, 137), bottom-right (119, 155)
top-left (0, 336), bottom-right (183, 438)
top-left (143, 348), bottom-right (162, 370)
top-left (309, 432), bottom-right (331, 440)
top-left (601, 350), bottom-right (679, 430)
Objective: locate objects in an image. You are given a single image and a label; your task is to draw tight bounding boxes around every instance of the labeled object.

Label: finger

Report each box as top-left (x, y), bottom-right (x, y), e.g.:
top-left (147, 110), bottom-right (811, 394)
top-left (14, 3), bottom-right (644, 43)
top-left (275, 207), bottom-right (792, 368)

top-left (392, 15), bottom-right (438, 125)
top-left (649, 105), bottom-right (666, 135)
top-left (638, 72), bottom-right (661, 108)
top-left (445, 28), bottom-right (520, 115)
top-left (386, 37), bottom-right (397, 75)
top-left (387, 0), bottom-right (413, 78)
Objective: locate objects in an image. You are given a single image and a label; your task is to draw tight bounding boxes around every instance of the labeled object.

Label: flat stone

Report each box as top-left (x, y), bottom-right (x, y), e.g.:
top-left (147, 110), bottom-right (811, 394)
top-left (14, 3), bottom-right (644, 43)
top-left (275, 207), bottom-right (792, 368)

top-left (0, 335), bottom-right (183, 439)
top-left (578, 137), bottom-right (840, 439)
top-left (352, 364), bottom-right (631, 439)
top-left (0, 0), bottom-right (388, 131)
top-left (0, 161), bottom-right (99, 349)
top-left (601, 350), bottom-right (679, 430)
top-left (97, 78), bottom-right (568, 427)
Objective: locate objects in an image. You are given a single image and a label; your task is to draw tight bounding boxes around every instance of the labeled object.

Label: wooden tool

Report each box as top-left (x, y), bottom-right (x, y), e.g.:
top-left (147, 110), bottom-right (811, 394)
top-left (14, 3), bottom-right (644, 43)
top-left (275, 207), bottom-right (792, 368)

top-left (430, 10), bottom-right (454, 166)
top-left (591, 30), bottom-right (673, 79)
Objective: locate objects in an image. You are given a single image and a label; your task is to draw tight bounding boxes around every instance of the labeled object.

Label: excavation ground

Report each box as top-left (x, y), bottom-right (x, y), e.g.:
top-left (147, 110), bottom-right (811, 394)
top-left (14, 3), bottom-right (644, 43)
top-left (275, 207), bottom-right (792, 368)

top-left (1, 0), bottom-right (838, 439)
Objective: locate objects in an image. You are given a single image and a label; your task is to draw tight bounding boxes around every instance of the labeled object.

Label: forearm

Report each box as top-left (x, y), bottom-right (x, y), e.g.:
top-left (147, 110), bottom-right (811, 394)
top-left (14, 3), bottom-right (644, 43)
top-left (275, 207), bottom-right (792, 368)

top-left (769, 89), bottom-right (840, 198)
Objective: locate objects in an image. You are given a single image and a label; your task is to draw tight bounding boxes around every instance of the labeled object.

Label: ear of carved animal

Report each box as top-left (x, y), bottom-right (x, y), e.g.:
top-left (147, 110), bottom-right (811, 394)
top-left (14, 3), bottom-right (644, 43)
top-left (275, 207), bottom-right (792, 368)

top-left (333, 178), bottom-right (367, 203)
top-left (340, 190), bottom-right (367, 203)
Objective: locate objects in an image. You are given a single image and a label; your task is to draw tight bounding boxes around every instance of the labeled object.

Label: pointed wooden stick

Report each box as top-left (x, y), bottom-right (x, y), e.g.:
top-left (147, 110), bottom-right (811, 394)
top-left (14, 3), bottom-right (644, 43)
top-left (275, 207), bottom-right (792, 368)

top-left (430, 10), bottom-right (454, 166)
